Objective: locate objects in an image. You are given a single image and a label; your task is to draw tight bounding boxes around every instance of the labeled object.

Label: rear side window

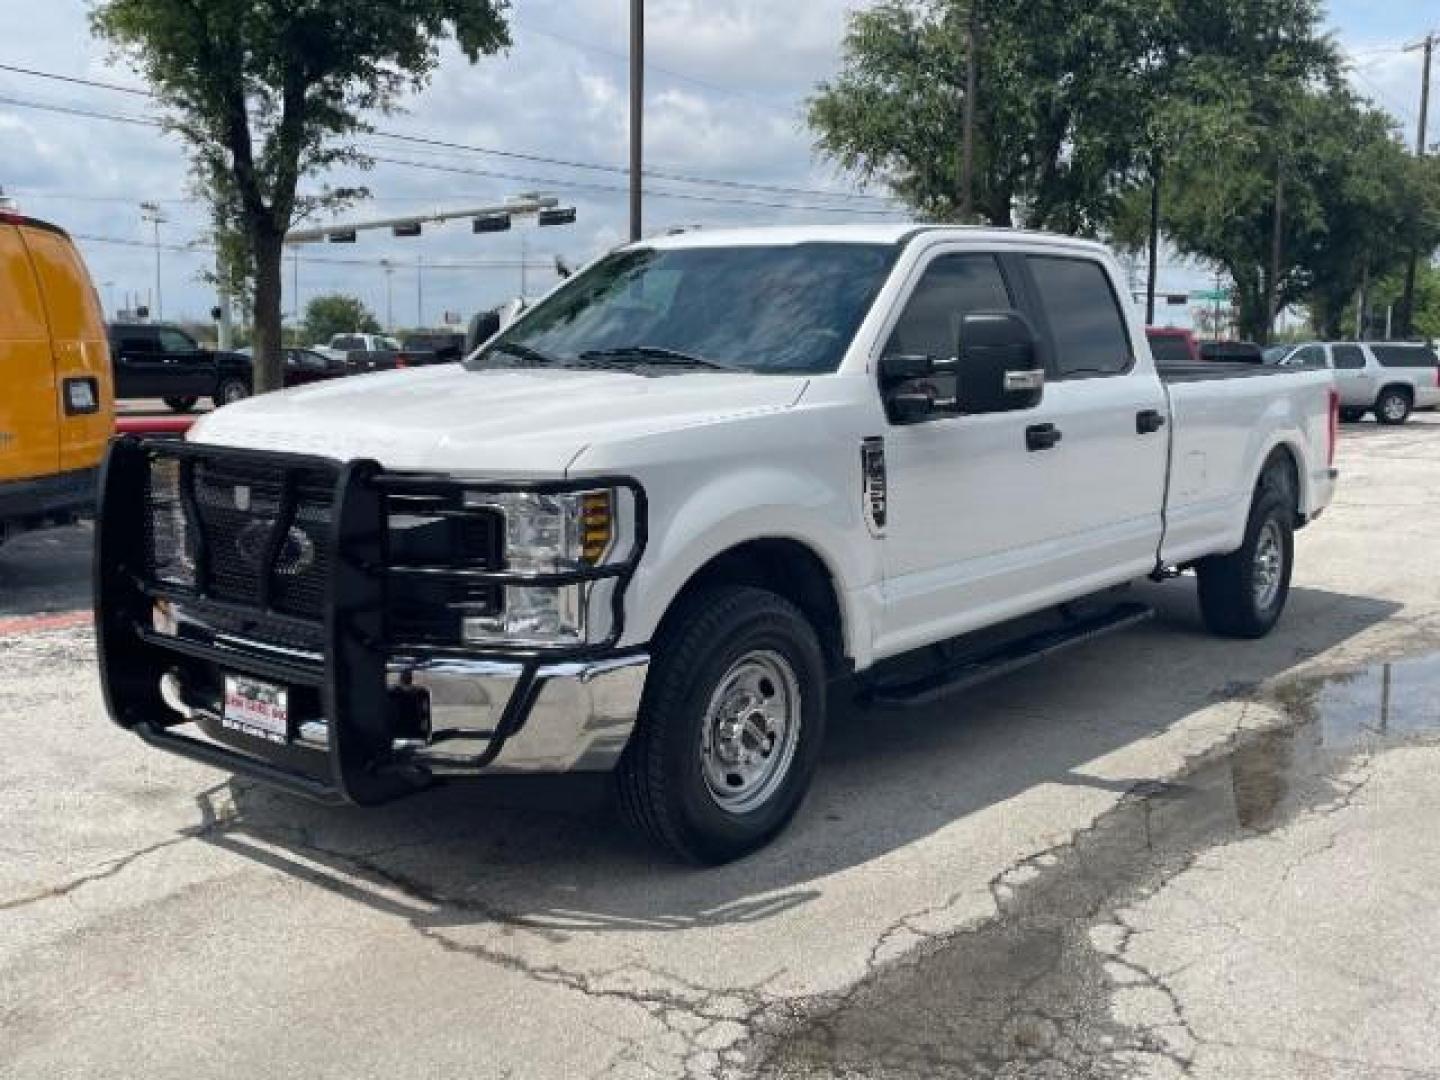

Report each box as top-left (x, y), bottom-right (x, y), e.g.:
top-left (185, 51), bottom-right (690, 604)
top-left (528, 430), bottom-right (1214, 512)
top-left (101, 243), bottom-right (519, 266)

top-left (1028, 256), bottom-right (1132, 377)
top-left (885, 254), bottom-right (1012, 361)
top-left (0, 225), bottom-right (47, 342)
top-left (1372, 344), bottom-right (1439, 368)
top-left (1147, 335), bottom-right (1193, 366)
top-left (1333, 345), bottom-right (1366, 370)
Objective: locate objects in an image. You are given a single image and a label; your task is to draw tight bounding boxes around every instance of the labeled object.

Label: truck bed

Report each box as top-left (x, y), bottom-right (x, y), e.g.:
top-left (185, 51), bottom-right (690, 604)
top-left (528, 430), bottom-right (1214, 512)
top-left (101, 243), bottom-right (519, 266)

top-left (1157, 361), bottom-right (1290, 383)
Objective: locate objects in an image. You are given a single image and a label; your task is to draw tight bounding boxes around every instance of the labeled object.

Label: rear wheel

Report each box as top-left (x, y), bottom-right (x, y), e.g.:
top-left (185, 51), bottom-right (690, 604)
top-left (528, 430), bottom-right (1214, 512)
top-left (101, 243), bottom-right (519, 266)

top-left (617, 585), bottom-right (827, 864)
top-left (1375, 387), bottom-right (1412, 426)
top-left (1196, 468), bottom-right (1295, 639)
top-left (164, 396), bottom-right (197, 413)
top-left (214, 378), bottom-right (250, 408)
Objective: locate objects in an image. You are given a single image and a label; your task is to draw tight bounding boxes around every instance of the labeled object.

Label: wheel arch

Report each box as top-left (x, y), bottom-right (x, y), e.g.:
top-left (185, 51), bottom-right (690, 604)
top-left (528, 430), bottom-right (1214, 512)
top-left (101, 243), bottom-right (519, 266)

top-left (647, 536), bottom-right (852, 676)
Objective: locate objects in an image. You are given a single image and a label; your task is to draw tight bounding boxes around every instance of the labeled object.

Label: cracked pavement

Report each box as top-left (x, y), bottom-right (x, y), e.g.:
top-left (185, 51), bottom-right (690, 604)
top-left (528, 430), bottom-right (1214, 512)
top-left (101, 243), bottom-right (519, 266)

top-left (6, 417), bottom-right (1440, 1079)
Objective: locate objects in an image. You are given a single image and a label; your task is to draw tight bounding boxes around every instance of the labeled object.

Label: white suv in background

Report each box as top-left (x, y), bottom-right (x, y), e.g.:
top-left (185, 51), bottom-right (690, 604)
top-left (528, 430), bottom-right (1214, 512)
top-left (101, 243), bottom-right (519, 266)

top-left (1271, 341), bottom-right (1440, 424)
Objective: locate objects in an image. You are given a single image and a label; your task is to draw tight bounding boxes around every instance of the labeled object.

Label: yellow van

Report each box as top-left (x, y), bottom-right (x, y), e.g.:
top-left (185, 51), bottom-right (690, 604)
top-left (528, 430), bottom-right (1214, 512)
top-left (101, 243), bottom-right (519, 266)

top-left (0, 211), bottom-right (113, 546)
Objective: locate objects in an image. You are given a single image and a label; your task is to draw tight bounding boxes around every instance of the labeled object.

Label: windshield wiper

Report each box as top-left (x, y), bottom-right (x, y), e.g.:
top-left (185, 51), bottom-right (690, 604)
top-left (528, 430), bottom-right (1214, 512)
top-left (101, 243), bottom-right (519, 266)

top-left (487, 341), bottom-right (563, 367)
top-left (579, 346), bottom-right (740, 373)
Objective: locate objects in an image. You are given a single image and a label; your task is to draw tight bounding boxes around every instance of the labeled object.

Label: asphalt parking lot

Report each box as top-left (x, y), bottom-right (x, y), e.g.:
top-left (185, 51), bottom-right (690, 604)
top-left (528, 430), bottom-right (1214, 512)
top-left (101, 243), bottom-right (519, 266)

top-left (4, 417), bottom-right (1440, 1080)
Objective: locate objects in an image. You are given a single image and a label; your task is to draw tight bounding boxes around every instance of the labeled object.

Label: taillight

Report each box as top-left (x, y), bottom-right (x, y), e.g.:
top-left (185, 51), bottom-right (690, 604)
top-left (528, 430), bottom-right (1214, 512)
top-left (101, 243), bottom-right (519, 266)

top-left (1327, 389), bottom-right (1339, 467)
top-left (396, 353), bottom-right (409, 369)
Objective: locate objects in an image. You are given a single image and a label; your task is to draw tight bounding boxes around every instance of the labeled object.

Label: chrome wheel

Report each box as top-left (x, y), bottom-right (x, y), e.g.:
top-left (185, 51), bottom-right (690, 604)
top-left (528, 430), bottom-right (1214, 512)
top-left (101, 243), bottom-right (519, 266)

top-left (700, 649), bottom-right (802, 814)
top-left (1381, 393), bottom-right (1408, 422)
top-left (220, 381), bottom-right (249, 405)
top-left (1253, 518), bottom-right (1284, 611)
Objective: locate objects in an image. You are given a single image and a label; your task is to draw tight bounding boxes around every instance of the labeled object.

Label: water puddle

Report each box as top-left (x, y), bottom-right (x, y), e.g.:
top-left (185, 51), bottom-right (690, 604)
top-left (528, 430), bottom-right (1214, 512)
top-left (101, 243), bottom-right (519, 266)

top-left (751, 655), bottom-right (1440, 1079)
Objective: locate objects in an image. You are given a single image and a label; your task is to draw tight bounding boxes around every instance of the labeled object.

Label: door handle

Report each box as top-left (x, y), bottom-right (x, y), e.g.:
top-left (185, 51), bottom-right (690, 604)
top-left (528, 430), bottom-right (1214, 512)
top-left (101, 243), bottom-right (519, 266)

top-left (1136, 409), bottom-right (1167, 434)
top-left (1025, 423), bottom-right (1063, 452)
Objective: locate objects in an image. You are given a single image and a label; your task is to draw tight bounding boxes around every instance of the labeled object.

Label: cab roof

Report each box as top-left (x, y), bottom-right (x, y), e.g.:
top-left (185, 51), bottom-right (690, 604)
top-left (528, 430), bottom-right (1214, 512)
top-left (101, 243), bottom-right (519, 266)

top-left (631, 223), bottom-right (1109, 255)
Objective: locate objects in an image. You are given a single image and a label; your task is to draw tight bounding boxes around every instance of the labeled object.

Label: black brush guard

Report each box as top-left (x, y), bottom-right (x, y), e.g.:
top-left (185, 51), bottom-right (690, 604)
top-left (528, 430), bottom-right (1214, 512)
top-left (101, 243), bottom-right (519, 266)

top-left (95, 436), bottom-right (646, 806)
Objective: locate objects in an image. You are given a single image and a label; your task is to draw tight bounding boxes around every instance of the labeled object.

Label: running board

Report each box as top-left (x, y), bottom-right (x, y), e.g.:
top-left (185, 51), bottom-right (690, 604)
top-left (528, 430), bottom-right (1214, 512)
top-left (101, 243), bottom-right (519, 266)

top-left (863, 602), bottom-right (1155, 710)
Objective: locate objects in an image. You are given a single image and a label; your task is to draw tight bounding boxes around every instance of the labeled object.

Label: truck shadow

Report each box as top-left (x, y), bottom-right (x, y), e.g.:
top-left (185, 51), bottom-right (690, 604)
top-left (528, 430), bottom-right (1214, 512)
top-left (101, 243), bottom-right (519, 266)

top-left (193, 583), bottom-right (1401, 938)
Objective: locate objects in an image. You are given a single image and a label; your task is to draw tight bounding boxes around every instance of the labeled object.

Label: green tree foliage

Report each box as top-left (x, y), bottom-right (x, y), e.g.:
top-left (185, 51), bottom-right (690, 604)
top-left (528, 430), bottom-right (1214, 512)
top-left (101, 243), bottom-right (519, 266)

top-left (92, 0), bottom-right (510, 393)
top-left (302, 294), bottom-right (381, 344)
top-left (808, 0), bottom-right (1335, 235)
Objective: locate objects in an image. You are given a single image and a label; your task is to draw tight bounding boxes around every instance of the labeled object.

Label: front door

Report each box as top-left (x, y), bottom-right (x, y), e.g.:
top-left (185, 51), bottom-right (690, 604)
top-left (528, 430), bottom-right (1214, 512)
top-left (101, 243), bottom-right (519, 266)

top-left (153, 327), bottom-right (215, 398)
top-left (876, 248), bottom-right (1167, 661)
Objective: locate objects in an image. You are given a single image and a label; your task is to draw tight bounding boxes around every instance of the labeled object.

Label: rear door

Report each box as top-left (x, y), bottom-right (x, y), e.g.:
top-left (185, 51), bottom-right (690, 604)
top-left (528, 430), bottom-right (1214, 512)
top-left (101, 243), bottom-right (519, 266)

top-left (0, 221), bottom-right (58, 483)
top-left (1331, 344), bottom-right (1374, 409)
top-left (1016, 253), bottom-right (1169, 584)
top-left (21, 224), bottom-right (112, 474)
top-left (111, 325), bottom-right (165, 398)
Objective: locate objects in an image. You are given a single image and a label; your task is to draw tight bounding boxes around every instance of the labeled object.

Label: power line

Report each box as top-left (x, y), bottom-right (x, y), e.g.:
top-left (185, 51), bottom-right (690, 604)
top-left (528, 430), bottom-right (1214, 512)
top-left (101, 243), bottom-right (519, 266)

top-left (0, 92), bottom-right (905, 217)
top-left (70, 230), bottom-right (556, 271)
top-left (363, 153), bottom-right (904, 216)
top-left (0, 60), bottom-right (893, 206)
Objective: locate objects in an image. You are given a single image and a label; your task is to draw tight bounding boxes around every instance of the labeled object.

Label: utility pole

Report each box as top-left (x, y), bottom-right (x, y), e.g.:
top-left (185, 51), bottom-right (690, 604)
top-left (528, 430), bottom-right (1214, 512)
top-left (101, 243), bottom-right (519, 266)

top-left (139, 201), bottom-right (166, 319)
top-left (959, 2), bottom-right (978, 222)
top-left (381, 259), bottom-right (394, 331)
top-left (629, 0), bottom-right (644, 242)
top-left (416, 255), bottom-right (424, 328)
top-left (1400, 31), bottom-right (1435, 340)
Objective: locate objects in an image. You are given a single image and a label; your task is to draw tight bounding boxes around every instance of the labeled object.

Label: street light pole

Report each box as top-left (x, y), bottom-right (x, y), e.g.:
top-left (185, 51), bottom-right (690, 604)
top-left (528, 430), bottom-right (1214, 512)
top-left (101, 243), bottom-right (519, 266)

top-left (381, 259), bottom-right (394, 331)
top-left (629, 0), bottom-right (644, 241)
top-left (139, 201), bottom-right (167, 319)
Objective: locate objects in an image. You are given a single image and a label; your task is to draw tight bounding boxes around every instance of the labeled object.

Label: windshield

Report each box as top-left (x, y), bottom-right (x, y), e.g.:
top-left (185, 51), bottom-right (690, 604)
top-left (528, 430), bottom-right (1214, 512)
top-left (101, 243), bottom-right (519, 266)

top-left (466, 243), bottom-right (897, 376)
top-left (1262, 345), bottom-right (1291, 364)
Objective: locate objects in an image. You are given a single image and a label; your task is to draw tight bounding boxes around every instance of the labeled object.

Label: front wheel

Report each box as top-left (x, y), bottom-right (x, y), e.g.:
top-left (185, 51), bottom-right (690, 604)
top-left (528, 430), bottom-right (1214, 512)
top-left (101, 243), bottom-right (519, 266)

top-left (214, 378), bottom-right (250, 408)
top-left (617, 585), bottom-right (827, 864)
top-left (1375, 387), bottom-right (1412, 426)
top-left (1196, 474), bottom-right (1295, 639)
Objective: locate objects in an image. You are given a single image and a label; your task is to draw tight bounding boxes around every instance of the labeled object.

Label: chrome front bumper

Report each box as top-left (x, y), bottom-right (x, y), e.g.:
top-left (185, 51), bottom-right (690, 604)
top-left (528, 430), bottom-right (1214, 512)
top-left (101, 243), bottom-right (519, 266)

top-left (388, 653), bottom-right (650, 774)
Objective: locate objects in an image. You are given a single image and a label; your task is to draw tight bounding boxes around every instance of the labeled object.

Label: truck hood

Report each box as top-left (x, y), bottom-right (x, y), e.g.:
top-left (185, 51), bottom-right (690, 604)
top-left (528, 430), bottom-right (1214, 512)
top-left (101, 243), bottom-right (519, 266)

top-left (189, 364), bottom-right (809, 475)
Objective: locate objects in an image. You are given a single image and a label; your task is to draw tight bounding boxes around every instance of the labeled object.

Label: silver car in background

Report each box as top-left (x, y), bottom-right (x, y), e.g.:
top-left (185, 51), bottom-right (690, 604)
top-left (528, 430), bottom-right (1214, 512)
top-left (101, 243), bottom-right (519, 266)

top-left (1268, 341), bottom-right (1440, 424)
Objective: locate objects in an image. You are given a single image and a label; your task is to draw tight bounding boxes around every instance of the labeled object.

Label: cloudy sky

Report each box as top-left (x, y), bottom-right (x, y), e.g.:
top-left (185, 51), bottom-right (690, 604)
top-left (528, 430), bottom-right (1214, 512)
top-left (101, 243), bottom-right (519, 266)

top-left (0, 0), bottom-right (1435, 333)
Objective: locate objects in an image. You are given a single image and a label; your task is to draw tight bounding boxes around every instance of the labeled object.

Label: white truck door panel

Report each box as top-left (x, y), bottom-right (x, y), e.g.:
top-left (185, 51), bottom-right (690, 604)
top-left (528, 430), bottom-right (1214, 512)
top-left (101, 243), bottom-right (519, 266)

top-left (875, 249), bottom-right (1167, 659)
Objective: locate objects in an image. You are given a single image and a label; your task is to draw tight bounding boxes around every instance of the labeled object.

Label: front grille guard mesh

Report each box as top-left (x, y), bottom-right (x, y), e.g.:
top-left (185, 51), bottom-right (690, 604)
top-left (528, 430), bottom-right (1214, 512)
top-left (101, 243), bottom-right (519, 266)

top-left (97, 436), bottom-right (648, 805)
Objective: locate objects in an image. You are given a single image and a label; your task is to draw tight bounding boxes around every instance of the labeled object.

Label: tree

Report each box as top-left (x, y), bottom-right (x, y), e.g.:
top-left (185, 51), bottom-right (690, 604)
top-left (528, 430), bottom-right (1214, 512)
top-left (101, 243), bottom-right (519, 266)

top-left (1155, 86), bottom-right (1440, 343)
top-left (92, 0), bottom-right (510, 393)
top-left (302, 294), bottom-right (381, 344)
top-left (808, 0), bottom-right (1163, 231)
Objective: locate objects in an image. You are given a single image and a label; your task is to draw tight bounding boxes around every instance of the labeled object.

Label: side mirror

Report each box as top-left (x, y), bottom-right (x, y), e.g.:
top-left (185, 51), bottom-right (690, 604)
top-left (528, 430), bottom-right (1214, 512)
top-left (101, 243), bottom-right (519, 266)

top-left (956, 310), bottom-right (1044, 414)
top-left (879, 353), bottom-right (944, 424)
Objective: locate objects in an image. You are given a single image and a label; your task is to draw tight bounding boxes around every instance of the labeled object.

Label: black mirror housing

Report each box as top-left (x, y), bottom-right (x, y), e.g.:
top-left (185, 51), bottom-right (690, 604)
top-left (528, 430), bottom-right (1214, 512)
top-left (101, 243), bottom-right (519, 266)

top-left (956, 310), bottom-right (1044, 414)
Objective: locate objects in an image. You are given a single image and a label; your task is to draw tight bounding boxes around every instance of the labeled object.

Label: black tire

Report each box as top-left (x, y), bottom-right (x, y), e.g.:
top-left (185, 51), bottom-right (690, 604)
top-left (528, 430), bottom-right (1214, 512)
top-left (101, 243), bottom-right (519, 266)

top-left (617, 585), bottom-right (827, 865)
top-left (164, 396), bottom-right (198, 413)
top-left (1196, 469), bottom-right (1295, 639)
top-left (214, 378), bottom-right (250, 408)
top-left (1375, 387), bottom-right (1412, 426)
top-left (1338, 407), bottom-right (1364, 423)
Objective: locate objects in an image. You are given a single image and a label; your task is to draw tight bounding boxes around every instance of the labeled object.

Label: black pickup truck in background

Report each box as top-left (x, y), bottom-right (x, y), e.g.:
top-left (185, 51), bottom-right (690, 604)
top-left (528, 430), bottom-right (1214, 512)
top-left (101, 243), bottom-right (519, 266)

top-left (107, 322), bottom-right (254, 412)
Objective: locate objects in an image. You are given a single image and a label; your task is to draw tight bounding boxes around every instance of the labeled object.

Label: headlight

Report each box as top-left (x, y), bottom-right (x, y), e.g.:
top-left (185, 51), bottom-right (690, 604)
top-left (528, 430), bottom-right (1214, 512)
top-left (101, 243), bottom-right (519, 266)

top-left (145, 458), bottom-right (195, 587)
top-left (459, 487), bottom-right (628, 647)
top-left (463, 489), bottom-right (615, 571)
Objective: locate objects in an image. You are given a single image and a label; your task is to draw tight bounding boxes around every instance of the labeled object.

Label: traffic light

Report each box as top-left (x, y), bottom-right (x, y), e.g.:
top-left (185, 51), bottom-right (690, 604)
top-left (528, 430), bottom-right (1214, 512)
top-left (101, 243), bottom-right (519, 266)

top-left (538, 207), bottom-right (577, 227)
top-left (392, 221), bottom-right (422, 237)
top-left (473, 214), bottom-right (512, 234)
top-left (328, 230), bottom-right (357, 243)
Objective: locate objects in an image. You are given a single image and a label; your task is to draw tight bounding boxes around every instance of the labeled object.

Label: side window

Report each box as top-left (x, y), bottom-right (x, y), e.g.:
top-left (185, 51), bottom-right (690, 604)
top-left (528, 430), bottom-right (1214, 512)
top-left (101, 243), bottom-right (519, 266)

top-left (1332, 345), bottom-right (1366, 370)
top-left (1293, 345), bottom-right (1327, 368)
top-left (156, 328), bottom-right (197, 353)
top-left (118, 332), bottom-right (153, 353)
top-left (884, 253), bottom-right (1012, 361)
top-left (1027, 256), bottom-right (1133, 377)
top-left (1372, 344), bottom-right (1438, 368)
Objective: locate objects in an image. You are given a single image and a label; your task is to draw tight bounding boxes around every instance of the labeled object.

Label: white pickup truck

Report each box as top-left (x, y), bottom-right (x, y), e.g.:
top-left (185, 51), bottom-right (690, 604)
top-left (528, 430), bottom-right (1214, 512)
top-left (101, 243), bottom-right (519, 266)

top-left (96, 226), bottom-right (1339, 864)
